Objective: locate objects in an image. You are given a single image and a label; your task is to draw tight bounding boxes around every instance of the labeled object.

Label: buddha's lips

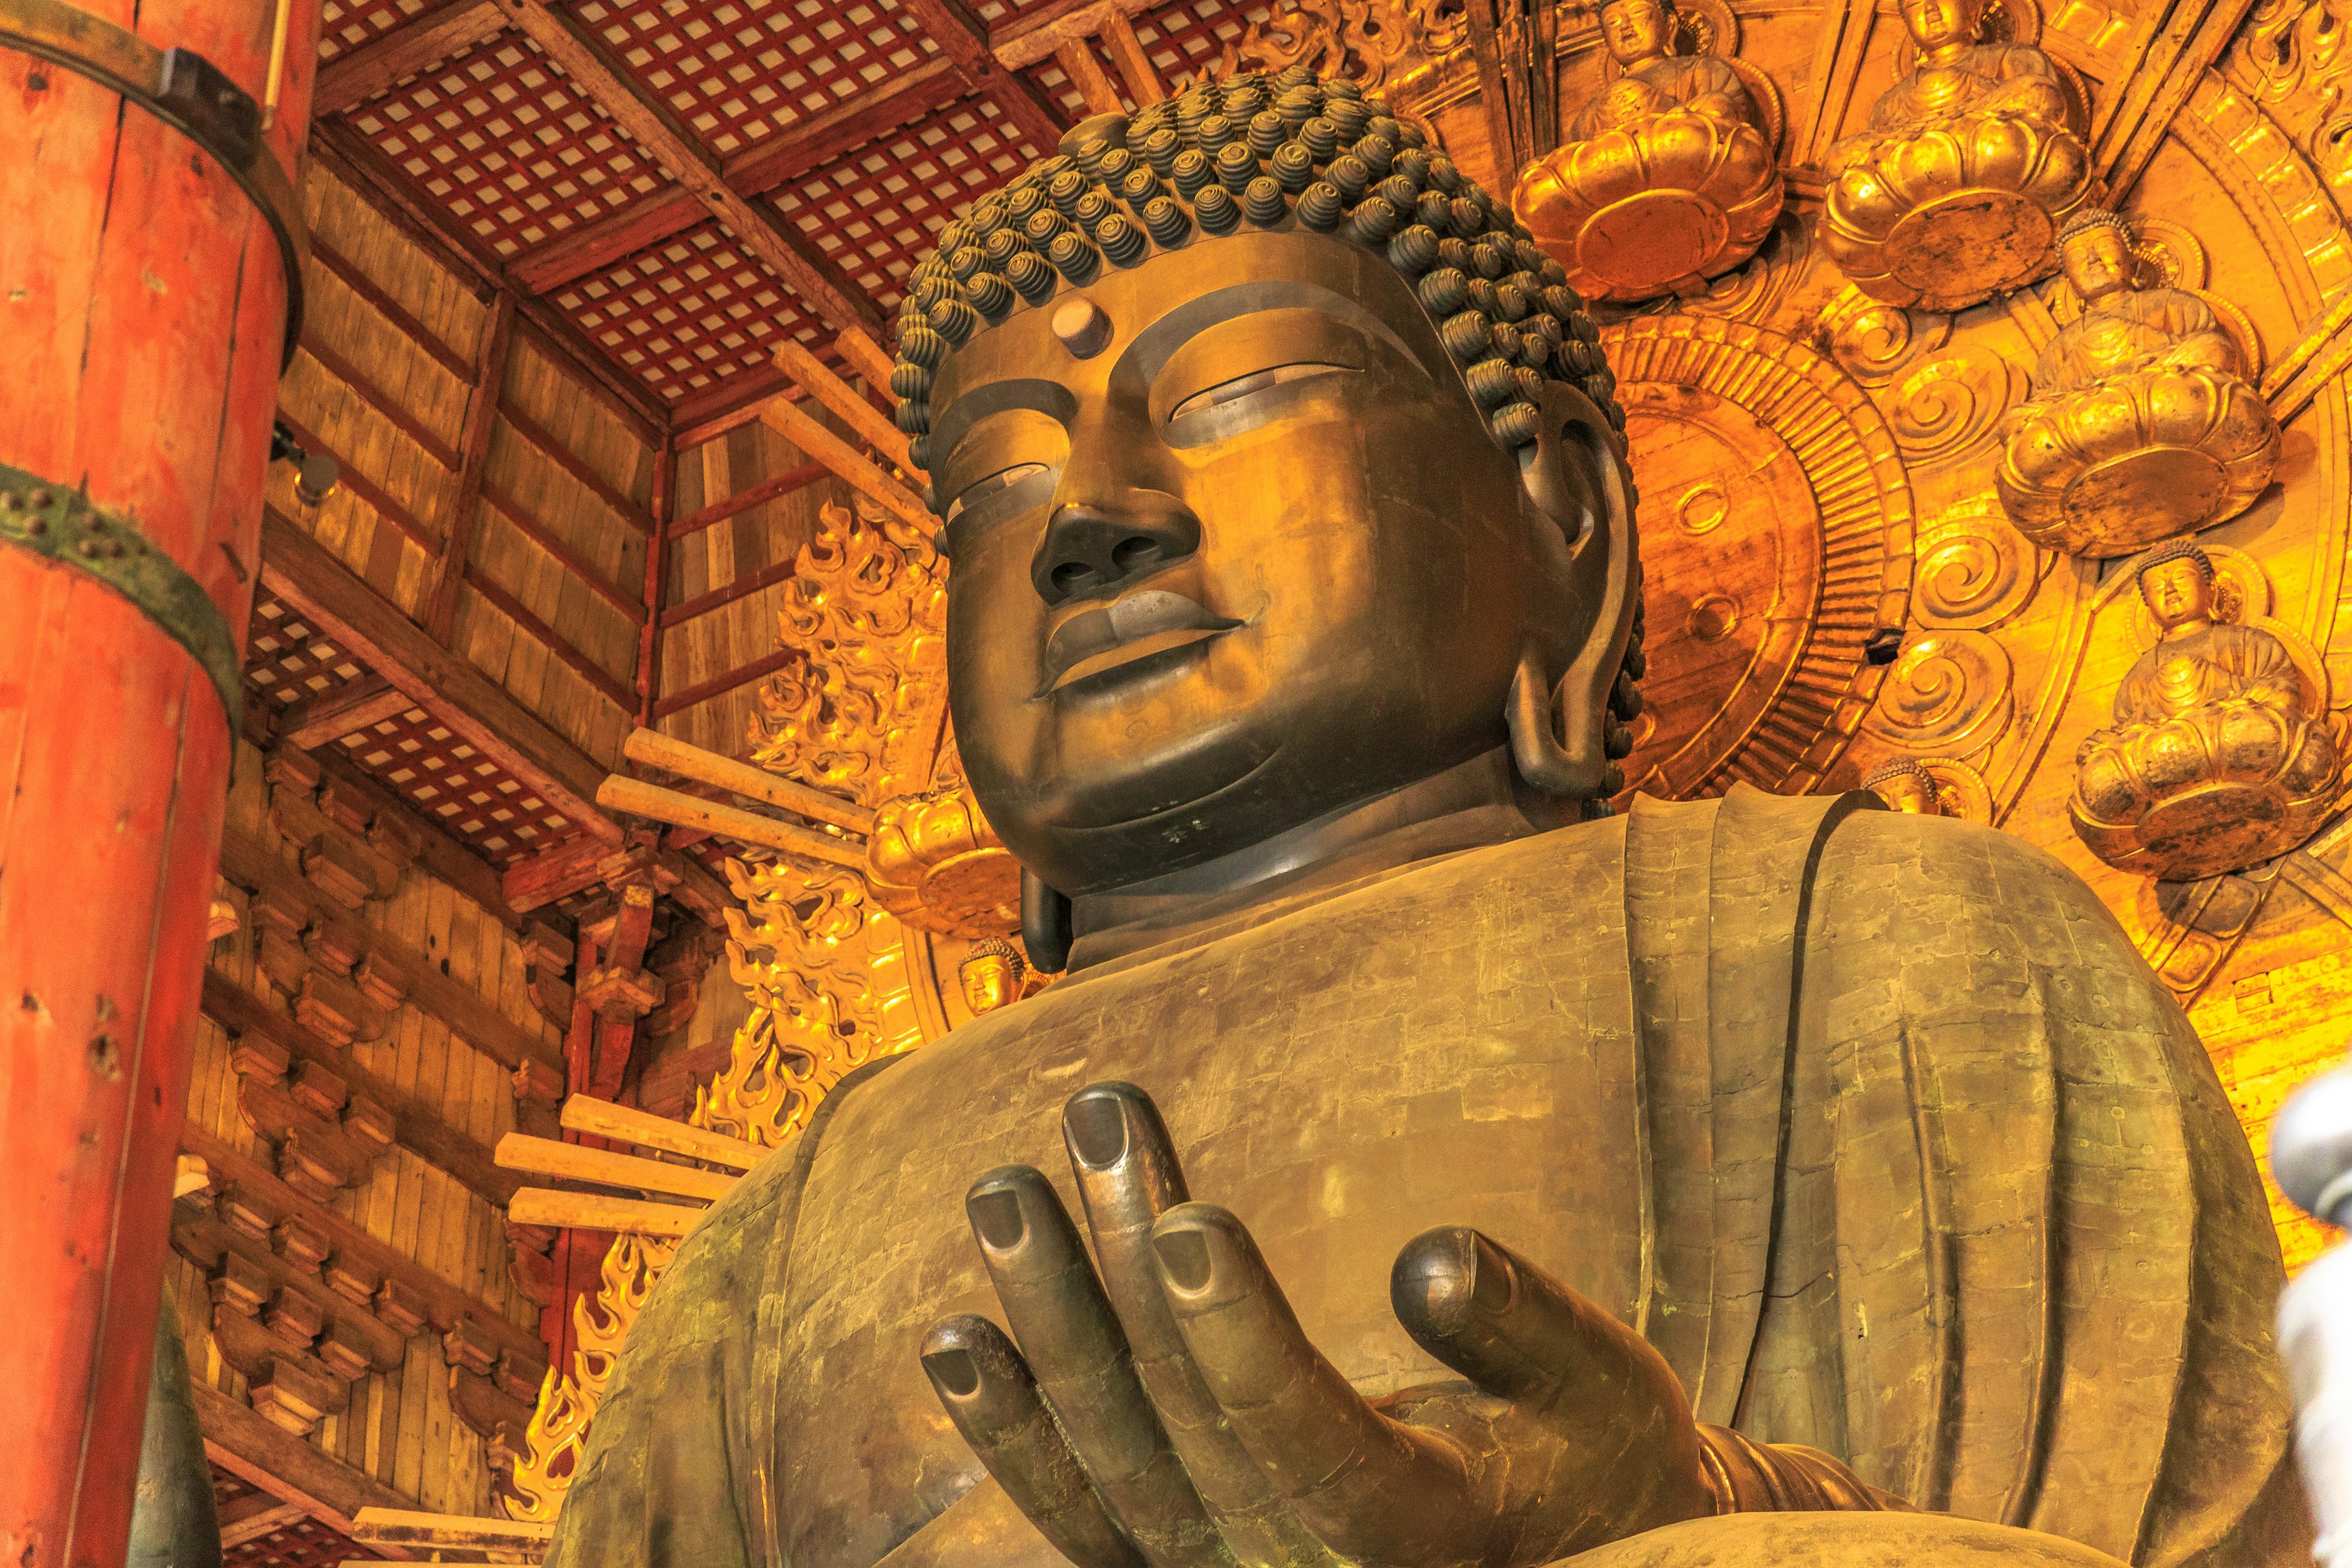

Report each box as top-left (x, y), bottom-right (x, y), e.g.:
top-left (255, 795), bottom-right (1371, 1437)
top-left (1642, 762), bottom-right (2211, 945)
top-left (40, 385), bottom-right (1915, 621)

top-left (1037, 589), bottom-right (1242, 696)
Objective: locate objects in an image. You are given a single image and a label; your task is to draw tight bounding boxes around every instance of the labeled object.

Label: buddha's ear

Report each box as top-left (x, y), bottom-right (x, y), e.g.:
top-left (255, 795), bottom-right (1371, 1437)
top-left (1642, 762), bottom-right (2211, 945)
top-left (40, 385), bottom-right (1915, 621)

top-left (1506, 380), bottom-right (1640, 804)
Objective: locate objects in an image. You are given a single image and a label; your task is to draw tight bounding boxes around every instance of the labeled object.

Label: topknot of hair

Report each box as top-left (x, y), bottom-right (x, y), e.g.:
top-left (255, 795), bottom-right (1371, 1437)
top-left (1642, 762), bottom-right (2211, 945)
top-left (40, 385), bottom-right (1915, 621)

top-left (886, 67), bottom-right (1627, 478)
top-left (2140, 536), bottom-right (2217, 582)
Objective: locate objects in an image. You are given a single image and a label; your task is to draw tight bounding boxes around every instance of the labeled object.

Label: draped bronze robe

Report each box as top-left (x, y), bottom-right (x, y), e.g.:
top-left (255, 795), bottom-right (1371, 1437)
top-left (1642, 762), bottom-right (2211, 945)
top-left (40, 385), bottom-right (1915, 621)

top-left (546, 788), bottom-right (2305, 1568)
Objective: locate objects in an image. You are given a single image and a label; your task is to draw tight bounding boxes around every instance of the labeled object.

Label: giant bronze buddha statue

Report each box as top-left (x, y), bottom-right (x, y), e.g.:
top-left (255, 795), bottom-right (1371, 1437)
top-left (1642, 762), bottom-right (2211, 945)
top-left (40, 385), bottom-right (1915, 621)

top-left (546, 67), bottom-right (2305, 1568)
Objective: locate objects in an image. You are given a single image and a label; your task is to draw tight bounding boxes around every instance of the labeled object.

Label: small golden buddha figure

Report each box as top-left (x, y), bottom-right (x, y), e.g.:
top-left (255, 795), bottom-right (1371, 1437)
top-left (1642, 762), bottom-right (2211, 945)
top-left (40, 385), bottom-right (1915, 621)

top-left (2071, 541), bottom-right (2341, 880)
top-left (1512, 0), bottom-right (1781, 301)
top-left (1862, 757), bottom-right (1944, 814)
top-left (956, 937), bottom-right (1033, 1016)
top-left (1997, 209), bottom-right (2281, 557)
top-left (1822, 0), bottom-right (2089, 311)
top-left (546, 68), bottom-right (2305, 1568)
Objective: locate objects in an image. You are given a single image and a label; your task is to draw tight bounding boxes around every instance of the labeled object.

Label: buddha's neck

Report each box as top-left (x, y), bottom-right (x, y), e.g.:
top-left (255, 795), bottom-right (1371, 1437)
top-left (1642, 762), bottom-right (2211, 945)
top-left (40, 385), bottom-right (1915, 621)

top-left (1921, 39), bottom-right (1975, 64)
top-left (1065, 747), bottom-right (1579, 971)
top-left (2158, 614), bottom-right (2215, 641)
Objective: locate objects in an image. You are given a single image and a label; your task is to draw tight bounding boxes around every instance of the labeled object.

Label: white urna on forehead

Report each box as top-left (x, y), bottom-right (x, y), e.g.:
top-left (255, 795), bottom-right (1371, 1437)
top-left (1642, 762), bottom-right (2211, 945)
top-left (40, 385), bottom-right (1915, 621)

top-left (884, 66), bottom-right (1632, 497)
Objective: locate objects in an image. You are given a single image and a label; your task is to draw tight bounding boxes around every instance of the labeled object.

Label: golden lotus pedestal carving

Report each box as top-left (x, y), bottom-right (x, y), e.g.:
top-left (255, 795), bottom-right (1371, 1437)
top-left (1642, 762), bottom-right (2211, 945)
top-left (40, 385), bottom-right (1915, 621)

top-left (864, 784), bottom-right (1023, 939)
top-left (1997, 210), bottom-right (2280, 556)
top-left (2071, 545), bottom-right (2342, 880)
top-left (1513, 0), bottom-right (1782, 301)
top-left (1822, 0), bottom-right (2087, 310)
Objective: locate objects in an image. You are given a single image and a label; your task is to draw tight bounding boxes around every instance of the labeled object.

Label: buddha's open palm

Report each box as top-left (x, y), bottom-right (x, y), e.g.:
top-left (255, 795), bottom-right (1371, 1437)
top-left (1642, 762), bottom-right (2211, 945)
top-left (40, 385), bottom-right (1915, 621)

top-left (916, 1081), bottom-right (1716, 1568)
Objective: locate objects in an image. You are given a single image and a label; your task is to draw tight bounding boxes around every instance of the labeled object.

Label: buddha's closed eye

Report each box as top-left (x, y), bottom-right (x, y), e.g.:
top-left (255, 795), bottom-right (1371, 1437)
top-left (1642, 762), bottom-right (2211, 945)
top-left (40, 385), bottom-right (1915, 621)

top-left (946, 461), bottom-right (1050, 522)
top-left (1166, 360), bottom-right (1358, 429)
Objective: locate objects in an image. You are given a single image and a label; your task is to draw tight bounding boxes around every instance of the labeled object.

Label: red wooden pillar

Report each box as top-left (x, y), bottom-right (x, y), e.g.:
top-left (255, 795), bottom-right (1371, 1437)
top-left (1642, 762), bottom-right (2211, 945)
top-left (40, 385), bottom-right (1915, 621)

top-left (0, 4), bottom-right (320, 1567)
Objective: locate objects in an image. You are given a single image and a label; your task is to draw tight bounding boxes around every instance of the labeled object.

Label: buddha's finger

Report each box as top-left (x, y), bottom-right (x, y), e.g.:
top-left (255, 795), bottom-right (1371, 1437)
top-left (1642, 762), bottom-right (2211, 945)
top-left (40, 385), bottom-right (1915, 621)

top-left (1389, 1226), bottom-right (1685, 1419)
top-left (918, 1314), bottom-right (1145, 1568)
top-left (1063, 1083), bottom-right (1343, 1566)
top-left (964, 1166), bottom-right (1224, 1568)
top-left (1150, 1203), bottom-right (1482, 1563)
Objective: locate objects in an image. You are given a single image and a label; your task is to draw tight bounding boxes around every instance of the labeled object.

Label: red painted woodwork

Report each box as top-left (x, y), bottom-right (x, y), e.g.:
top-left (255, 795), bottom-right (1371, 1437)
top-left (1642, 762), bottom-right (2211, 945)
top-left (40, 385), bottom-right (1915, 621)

top-left (0, 4), bottom-right (323, 1567)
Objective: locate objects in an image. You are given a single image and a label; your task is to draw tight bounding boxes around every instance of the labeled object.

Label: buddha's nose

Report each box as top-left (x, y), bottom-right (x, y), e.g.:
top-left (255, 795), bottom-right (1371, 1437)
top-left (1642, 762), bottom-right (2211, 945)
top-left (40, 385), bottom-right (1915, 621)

top-left (1030, 497), bottom-right (1200, 606)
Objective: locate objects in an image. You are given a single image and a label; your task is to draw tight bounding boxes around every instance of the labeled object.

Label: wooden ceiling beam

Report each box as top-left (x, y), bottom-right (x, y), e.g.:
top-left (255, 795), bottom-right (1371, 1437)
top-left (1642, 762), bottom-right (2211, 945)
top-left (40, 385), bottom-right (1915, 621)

top-left (492, 0), bottom-right (884, 340)
top-left (314, 0), bottom-right (505, 114)
top-left (300, 744), bottom-right (530, 931)
top-left (196, 1382), bottom-right (420, 1544)
top-left (899, 0), bottom-right (1070, 151)
top-left (261, 507), bottom-right (624, 846)
top-left (306, 121), bottom-right (668, 442)
top-left (429, 290), bottom-right (516, 641)
top-left (276, 673), bottom-right (415, 750)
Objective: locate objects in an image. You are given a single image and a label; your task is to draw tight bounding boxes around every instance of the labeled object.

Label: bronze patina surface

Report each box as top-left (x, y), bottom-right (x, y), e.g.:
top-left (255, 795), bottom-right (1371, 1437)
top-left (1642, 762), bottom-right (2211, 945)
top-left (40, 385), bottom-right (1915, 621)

top-left (545, 67), bottom-right (2306, 1568)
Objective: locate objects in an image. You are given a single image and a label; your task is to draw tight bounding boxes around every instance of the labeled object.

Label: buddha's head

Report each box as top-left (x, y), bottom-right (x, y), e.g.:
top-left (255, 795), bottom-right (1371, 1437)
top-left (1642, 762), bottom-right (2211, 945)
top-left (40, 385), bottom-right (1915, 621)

top-left (2137, 540), bottom-right (2216, 630)
top-left (2059, 208), bottom-right (2136, 304)
top-left (957, 937), bottom-right (1027, 1015)
top-left (1602, 0), bottom-right (1677, 66)
top-left (1863, 758), bottom-right (1942, 815)
top-left (899, 70), bottom-right (1645, 905)
top-left (1898, 0), bottom-right (1988, 56)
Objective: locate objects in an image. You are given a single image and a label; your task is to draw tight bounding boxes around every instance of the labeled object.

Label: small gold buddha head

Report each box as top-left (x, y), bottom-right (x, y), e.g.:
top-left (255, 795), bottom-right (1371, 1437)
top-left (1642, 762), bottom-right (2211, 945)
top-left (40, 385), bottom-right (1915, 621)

top-left (1600, 0), bottom-right (1676, 66)
top-left (2136, 538), bottom-right (2216, 630)
top-left (1898, 0), bottom-right (1988, 56)
top-left (958, 937), bottom-right (1028, 1016)
top-left (902, 70), bottom-right (1646, 902)
top-left (2057, 208), bottom-right (2137, 304)
top-left (1863, 758), bottom-right (1943, 815)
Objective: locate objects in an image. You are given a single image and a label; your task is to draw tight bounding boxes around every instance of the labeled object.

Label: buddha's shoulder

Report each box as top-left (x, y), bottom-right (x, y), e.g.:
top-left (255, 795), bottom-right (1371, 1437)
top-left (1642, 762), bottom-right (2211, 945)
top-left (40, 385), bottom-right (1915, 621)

top-left (1809, 805), bottom-right (2142, 957)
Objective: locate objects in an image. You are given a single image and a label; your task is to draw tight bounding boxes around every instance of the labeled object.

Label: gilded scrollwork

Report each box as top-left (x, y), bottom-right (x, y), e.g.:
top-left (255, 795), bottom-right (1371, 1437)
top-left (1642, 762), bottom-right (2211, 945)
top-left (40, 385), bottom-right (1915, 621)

top-left (1816, 284), bottom-right (1954, 387)
top-left (1915, 500), bottom-right (2040, 630)
top-left (1890, 343), bottom-right (2031, 467)
top-left (1863, 630), bottom-right (2018, 756)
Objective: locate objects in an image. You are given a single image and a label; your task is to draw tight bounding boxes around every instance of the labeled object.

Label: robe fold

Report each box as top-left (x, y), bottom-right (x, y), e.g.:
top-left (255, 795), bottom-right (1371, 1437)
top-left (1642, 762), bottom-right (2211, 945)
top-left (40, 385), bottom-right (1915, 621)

top-left (548, 788), bottom-right (2304, 1568)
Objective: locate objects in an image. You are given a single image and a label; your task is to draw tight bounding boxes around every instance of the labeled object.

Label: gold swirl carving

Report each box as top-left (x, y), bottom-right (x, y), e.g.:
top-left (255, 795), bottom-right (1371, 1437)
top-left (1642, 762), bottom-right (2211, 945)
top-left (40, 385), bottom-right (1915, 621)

top-left (1864, 630), bottom-right (2018, 754)
top-left (1916, 504), bottom-right (2039, 630)
top-left (1889, 345), bottom-right (2030, 467)
top-left (504, 1234), bottom-right (680, 1520)
top-left (1817, 285), bottom-right (1953, 387)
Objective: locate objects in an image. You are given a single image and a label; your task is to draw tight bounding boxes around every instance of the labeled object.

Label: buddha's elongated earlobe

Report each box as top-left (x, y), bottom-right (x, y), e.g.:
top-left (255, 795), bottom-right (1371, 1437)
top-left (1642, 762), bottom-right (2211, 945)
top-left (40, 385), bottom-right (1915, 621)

top-left (1021, 869), bottom-right (1074, 974)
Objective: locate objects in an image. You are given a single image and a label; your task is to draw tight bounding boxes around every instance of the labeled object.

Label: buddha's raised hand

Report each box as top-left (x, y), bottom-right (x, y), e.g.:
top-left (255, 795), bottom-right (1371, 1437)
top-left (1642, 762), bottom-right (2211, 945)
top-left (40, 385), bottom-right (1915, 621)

top-left (918, 1080), bottom-right (1752, 1568)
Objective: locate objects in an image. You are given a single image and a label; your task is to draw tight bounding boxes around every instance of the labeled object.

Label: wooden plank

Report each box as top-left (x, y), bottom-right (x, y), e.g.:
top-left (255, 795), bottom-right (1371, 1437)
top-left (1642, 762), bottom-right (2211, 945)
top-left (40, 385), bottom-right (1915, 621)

top-left (216, 827), bottom-right (564, 1077)
top-left (494, 1133), bottom-right (737, 1202)
top-left (651, 647), bottom-right (797, 719)
top-left (428, 293), bottom-right (517, 641)
top-left (478, 485), bottom-right (646, 622)
top-left (638, 438), bottom-right (676, 728)
top-left (219, 1501), bottom-right (311, 1546)
top-left (314, 1), bottom-right (505, 113)
top-left (195, 1382), bottom-right (420, 1543)
top-left (276, 411), bottom-right (437, 549)
top-left (622, 726), bottom-right (876, 833)
top-left (497, 0), bottom-right (884, 338)
top-left (898, 0), bottom-right (1069, 151)
top-left (773, 341), bottom-right (910, 471)
top-left (310, 241), bottom-right (475, 383)
top-left (499, 401), bottom-right (655, 535)
top-left (197, 972), bottom-right (525, 1206)
top-left (262, 507), bottom-right (622, 843)
top-left (350, 1509), bottom-right (554, 1551)
top-left (1099, 11), bottom-right (1164, 106)
top-left (462, 567), bottom-right (639, 711)
top-left (672, 374), bottom-right (794, 460)
top-left (506, 1188), bottom-right (704, 1238)
top-left (557, 1096), bottom-right (761, 1171)
top-left (278, 674), bottom-right (414, 749)
top-left (172, 1208), bottom-right (409, 1371)
top-left (301, 745), bottom-right (524, 931)
top-left (660, 556), bottom-right (796, 629)
top-left (757, 397), bottom-right (930, 530)
top-left (835, 328), bottom-right (899, 402)
top-left (595, 775), bottom-right (869, 869)
top-left (1056, 39), bottom-right (1125, 115)
top-left (500, 835), bottom-right (611, 914)
top-left (300, 335), bottom-right (462, 469)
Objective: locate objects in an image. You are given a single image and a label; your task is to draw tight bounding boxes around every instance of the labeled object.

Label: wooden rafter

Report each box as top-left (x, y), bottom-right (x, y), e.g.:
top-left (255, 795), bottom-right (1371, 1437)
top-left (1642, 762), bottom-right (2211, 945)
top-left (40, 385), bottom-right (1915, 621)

top-left (666, 459), bottom-right (827, 540)
top-left (2092, 0), bottom-right (2265, 198)
top-left (1056, 38), bottom-right (1126, 116)
top-left (314, 0), bottom-right (503, 114)
top-left (491, 0), bottom-right (884, 339)
top-left (637, 437), bottom-right (676, 727)
top-left (275, 673), bottom-right (414, 750)
top-left (261, 507), bottom-right (624, 845)
top-left (196, 1382), bottom-right (419, 1542)
top-left (429, 292), bottom-right (516, 641)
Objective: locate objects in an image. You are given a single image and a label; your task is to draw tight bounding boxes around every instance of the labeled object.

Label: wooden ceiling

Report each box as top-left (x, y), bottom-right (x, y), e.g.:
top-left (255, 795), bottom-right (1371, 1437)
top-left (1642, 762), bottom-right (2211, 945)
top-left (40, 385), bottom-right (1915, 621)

top-left (305, 0), bottom-right (1269, 435)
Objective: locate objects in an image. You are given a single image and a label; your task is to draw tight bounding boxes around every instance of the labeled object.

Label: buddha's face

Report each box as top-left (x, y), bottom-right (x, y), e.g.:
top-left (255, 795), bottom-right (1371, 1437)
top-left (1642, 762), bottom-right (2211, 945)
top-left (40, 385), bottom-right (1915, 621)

top-left (2062, 225), bottom-right (2134, 302)
top-left (959, 953), bottom-right (1014, 1014)
top-left (1603, 0), bottom-right (1673, 64)
top-left (1874, 772), bottom-right (1939, 815)
top-left (2139, 557), bottom-right (2212, 628)
top-left (1899, 0), bottom-right (1983, 53)
top-left (933, 230), bottom-right (1619, 894)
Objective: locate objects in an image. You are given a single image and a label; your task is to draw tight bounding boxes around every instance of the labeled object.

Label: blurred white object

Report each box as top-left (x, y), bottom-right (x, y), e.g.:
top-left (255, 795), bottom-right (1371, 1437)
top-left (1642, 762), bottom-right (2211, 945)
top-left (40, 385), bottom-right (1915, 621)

top-left (2275, 1062), bottom-right (2352, 1568)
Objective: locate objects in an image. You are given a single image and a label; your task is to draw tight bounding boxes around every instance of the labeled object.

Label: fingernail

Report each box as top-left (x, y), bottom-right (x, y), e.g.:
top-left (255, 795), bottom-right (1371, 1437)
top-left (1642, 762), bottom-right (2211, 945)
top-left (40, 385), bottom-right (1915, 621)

top-left (968, 1179), bottom-right (1028, 1250)
top-left (1469, 1232), bottom-right (1515, 1313)
top-left (1065, 1084), bottom-right (1133, 1168)
top-left (1153, 1226), bottom-right (1216, 1292)
top-left (923, 1346), bottom-right (981, 1396)
top-left (1391, 1226), bottom-right (1479, 1336)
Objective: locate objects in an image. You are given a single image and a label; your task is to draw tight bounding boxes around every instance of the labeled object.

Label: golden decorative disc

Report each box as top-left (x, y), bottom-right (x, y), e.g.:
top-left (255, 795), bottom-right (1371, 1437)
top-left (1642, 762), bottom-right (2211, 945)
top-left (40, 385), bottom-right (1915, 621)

top-left (1578, 190), bottom-right (1731, 292)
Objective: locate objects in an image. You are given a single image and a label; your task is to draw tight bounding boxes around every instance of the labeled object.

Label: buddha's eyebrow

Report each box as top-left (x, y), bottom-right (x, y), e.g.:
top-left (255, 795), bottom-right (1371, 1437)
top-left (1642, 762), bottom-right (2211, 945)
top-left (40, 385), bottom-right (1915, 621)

top-left (929, 375), bottom-right (1078, 472)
